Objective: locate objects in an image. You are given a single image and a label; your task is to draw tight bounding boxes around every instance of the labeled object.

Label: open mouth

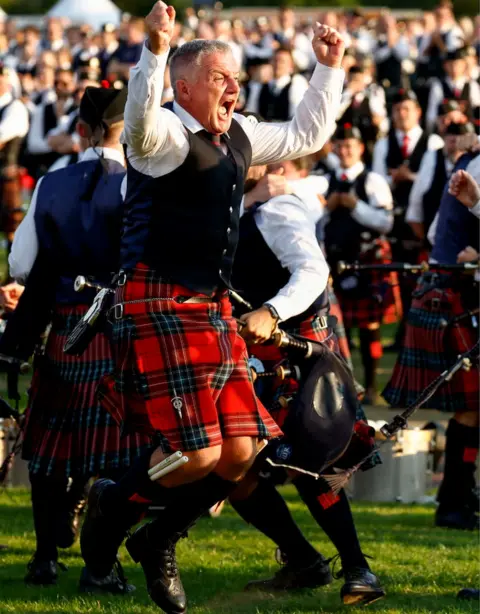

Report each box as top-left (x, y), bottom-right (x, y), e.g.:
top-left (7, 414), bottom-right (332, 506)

top-left (219, 99), bottom-right (235, 119)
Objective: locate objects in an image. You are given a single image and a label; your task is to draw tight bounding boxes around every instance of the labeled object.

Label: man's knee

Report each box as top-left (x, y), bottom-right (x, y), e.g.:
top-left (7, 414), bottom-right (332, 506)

top-left (454, 410), bottom-right (480, 428)
top-left (215, 437), bottom-right (259, 482)
top-left (153, 446), bottom-right (222, 487)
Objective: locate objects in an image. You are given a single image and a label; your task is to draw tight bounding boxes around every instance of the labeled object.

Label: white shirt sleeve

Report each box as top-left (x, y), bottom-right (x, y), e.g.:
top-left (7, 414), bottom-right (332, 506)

top-left (235, 63), bottom-right (344, 166)
top-left (9, 177), bottom-right (42, 282)
top-left (0, 100), bottom-right (29, 144)
top-left (427, 213), bottom-right (439, 245)
top-left (288, 74), bottom-right (310, 118)
top-left (469, 200), bottom-right (480, 219)
top-left (123, 44), bottom-right (187, 164)
top-left (469, 80), bottom-right (480, 108)
top-left (406, 149), bottom-right (437, 223)
top-left (254, 195), bottom-right (330, 321)
top-left (351, 172), bottom-right (394, 234)
top-left (27, 104), bottom-right (53, 155)
top-left (426, 79), bottom-right (443, 133)
top-left (372, 138), bottom-right (391, 185)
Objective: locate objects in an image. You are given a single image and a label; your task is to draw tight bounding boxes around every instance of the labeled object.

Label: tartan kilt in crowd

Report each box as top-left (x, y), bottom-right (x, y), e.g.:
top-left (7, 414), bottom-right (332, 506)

top-left (327, 283), bottom-right (353, 369)
top-left (382, 274), bottom-right (479, 413)
top-left (334, 239), bottom-right (403, 330)
top-left (21, 305), bottom-right (151, 478)
top-left (97, 264), bottom-right (281, 453)
top-left (250, 313), bottom-right (380, 471)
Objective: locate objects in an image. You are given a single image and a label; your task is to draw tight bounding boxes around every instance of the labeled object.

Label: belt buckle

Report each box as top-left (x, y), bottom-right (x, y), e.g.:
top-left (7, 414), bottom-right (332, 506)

top-left (114, 303), bottom-right (124, 320)
top-left (318, 316), bottom-right (328, 330)
top-left (117, 271), bottom-right (127, 287)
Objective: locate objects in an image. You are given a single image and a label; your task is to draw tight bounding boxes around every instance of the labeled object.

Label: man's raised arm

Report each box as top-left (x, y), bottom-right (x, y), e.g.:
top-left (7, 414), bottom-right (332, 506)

top-left (236, 24), bottom-right (346, 166)
top-left (123, 1), bottom-right (176, 156)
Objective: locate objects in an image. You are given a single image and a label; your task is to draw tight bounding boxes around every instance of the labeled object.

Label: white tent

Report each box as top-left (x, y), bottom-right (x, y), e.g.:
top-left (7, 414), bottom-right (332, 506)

top-left (47, 0), bottom-right (121, 30)
top-left (0, 7), bottom-right (7, 21)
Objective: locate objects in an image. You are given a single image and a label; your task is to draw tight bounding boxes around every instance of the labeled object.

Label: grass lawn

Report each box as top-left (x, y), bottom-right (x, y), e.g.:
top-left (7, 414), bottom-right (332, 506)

top-left (0, 487), bottom-right (478, 614)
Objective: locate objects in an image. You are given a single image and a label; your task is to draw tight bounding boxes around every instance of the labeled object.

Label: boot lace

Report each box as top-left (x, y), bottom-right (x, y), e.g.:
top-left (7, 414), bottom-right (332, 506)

top-left (327, 553), bottom-right (373, 580)
top-left (163, 542), bottom-right (178, 579)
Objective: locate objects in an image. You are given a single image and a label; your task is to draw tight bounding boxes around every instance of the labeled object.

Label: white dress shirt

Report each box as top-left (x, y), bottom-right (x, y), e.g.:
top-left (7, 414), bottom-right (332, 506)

top-left (248, 73), bottom-right (310, 120)
top-left (9, 147), bottom-right (126, 283)
top-left (122, 44), bottom-right (344, 177)
top-left (315, 162), bottom-right (394, 237)
top-left (0, 92), bottom-right (29, 145)
top-left (254, 192), bottom-right (330, 321)
top-left (426, 77), bottom-right (480, 132)
top-left (372, 127), bottom-right (444, 185)
top-left (337, 86), bottom-right (387, 124)
top-left (27, 98), bottom-right (75, 155)
top-left (374, 36), bottom-right (410, 64)
top-left (406, 147), bottom-right (461, 224)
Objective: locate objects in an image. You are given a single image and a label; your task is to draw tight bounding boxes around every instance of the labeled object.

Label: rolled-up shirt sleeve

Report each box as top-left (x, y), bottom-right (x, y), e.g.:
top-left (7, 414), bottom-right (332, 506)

top-left (351, 172), bottom-right (394, 234)
top-left (9, 178), bottom-right (42, 282)
top-left (235, 63), bottom-right (344, 166)
top-left (255, 195), bottom-right (330, 321)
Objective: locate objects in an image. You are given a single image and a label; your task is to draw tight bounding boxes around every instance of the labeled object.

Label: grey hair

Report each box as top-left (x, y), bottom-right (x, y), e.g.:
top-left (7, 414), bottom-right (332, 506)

top-left (170, 39), bottom-right (232, 97)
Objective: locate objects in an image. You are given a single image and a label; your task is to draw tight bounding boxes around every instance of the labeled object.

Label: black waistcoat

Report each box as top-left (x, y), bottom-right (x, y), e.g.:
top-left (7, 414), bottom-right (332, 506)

top-left (323, 171), bottom-right (373, 267)
top-left (258, 81), bottom-right (292, 122)
top-left (232, 209), bottom-right (329, 328)
top-left (121, 119), bottom-right (252, 294)
top-left (422, 148), bottom-right (447, 236)
top-left (386, 129), bottom-right (429, 208)
top-left (375, 41), bottom-right (402, 89)
top-left (0, 102), bottom-right (23, 168)
top-left (337, 96), bottom-right (377, 143)
top-left (440, 80), bottom-right (472, 116)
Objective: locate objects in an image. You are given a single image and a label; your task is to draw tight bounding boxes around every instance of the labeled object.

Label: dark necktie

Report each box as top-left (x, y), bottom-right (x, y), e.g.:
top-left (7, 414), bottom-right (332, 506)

top-left (401, 134), bottom-right (410, 160)
top-left (200, 130), bottom-right (222, 148)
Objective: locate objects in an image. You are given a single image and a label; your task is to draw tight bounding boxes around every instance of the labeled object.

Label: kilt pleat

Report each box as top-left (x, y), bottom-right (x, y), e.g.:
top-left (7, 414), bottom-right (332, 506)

top-left (97, 264), bottom-right (282, 452)
top-left (382, 276), bottom-right (479, 412)
top-left (22, 305), bottom-right (152, 478)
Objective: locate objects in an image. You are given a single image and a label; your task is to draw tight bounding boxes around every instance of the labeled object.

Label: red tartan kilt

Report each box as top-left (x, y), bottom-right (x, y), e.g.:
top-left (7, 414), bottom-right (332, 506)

top-left (328, 285), bottom-right (351, 364)
top-left (22, 305), bottom-right (151, 478)
top-left (335, 239), bottom-right (402, 329)
top-left (383, 277), bottom-right (479, 412)
top-left (98, 264), bottom-right (281, 452)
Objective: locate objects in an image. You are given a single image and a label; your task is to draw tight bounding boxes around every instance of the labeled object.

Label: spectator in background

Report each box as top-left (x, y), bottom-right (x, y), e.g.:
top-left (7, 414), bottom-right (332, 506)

top-left (41, 17), bottom-right (66, 53)
top-left (108, 17), bottom-right (145, 81)
top-left (275, 7), bottom-right (315, 73)
top-left (374, 13), bottom-right (410, 92)
top-left (97, 24), bottom-right (119, 79)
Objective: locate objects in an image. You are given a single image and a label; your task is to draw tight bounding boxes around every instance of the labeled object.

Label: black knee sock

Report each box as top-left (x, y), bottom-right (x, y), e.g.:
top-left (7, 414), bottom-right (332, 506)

top-left (295, 476), bottom-right (368, 571)
top-left (359, 328), bottom-right (381, 391)
top-left (230, 480), bottom-right (320, 567)
top-left (30, 474), bottom-right (68, 561)
top-left (145, 472), bottom-right (237, 545)
top-left (437, 419), bottom-right (479, 510)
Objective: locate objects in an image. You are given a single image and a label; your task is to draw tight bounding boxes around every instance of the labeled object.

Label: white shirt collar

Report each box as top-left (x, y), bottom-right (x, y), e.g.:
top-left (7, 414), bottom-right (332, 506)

top-left (273, 75), bottom-right (292, 90)
top-left (396, 124), bottom-right (422, 143)
top-left (0, 92), bottom-right (13, 109)
top-left (336, 161), bottom-right (365, 181)
top-left (81, 147), bottom-right (125, 167)
top-left (172, 100), bottom-right (205, 134)
top-left (446, 76), bottom-right (466, 89)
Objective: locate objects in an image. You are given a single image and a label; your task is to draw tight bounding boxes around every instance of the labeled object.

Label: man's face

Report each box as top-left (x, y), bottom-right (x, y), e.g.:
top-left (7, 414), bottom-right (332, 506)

top-left (335, 138), bottom-right (364, 168)
top-left (274, 51), bottom-right (294, 79)
top-left (48, 20), bottom-right (63, 41)
top-left (444, 133), bottom-right (462, 156)
top-left (55, 71), bottom-right (74, 99)
top-left (180, 51), bottom-right (240, 135)
top-left (280, 9), bottom-right (295, 30)
top-left (438, 109), bottom-right (467, 134)
top-left (392, 100), bottom-right (421, 132)
top-left (444, 58), bottom-right (466, 81)
top-left (0, 74), bottom-right (10, 97)
top-left (436, 7), bottom-right (452, 29)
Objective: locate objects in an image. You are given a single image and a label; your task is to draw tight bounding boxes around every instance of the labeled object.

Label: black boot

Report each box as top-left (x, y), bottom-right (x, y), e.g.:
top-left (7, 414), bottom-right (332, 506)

top-left (25, 555), bottom-right (65, 586)
top-left (339, 566), bottom-right (386, 605)
top-left (127, 524), bottom-right (186, 613)
top-left (57, 478), bottom-right (88, 549)
top-left (245, 550), bottom-right (332, 592)
top-left (79, 560), bottom-right (136, 595)
top-left (435, 507), bottom-right (480, 531)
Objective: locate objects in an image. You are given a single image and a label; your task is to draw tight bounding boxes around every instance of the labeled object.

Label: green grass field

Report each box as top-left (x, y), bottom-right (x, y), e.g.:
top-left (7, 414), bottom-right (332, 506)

top-left (0, 487), bottom-right (478, 614)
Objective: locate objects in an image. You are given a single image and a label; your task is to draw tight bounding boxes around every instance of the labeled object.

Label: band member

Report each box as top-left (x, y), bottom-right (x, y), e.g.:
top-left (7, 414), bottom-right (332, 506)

top-left (383, 152), bottom-right (479, 531)
top-left (229, 163), bottom-right (384, 605)
top-left (80, 4), bottom-right (345, 613)
top-left (255, 47), bottom-right (309, 122)
top-left (406, 122), bottom-right (474, 247)
top-left (426, 47), bottom-right (480, 132)
top-left (372, 89), bottom-right (443, 349)
top-left (0, 63), bottom-right (29, 249)
top-left (7, 85), bottom-right (151, 589)
top-left (322, 123), bottom-right (399, 405)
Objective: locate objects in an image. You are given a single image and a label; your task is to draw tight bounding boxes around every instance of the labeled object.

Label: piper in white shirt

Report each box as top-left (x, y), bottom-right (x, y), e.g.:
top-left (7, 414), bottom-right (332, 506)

top-left (322, 124), bottom-right (400, 405)
top-left (80, 5), bottom-right (346, 614)
top-left (0, 63), bottom-right (29, 246)
top-left (426, 47), bottom-right (480, 133)
top-left (228, 160), bottom-right (385, 606)
top-left (406, 121), bottom-right (474, 245)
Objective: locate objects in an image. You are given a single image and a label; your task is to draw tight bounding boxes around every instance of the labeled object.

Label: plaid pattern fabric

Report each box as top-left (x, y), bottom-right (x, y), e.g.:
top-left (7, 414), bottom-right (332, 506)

top-left (383, 275), bottom-right (479, 412)
top-left (334, 239), bottom-right (403, 330)
top-left (328, 284), bottom-right (353, 370)
top-left (97, 264), bottom-right (281, 453)
top-left (22, 305), bottom-right (151, 479)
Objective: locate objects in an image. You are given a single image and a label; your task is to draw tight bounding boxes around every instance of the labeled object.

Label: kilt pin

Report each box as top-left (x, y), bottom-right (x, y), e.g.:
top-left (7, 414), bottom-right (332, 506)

top-left (383, 273), bottom-right (479, 412)
top-left (335, 239), bottom-right (403, 329)
top-left (22, 305), bottom-right (151, 478)
top-left (98, 264), bottom-right (282, 453)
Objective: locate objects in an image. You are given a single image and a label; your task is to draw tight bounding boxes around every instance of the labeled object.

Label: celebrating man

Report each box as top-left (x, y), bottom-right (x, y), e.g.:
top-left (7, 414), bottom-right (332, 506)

top-left (82, 3), bottom-right (345, 613)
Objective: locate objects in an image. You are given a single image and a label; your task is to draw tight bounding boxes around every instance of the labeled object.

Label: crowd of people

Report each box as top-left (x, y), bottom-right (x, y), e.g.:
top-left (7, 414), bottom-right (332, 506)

top-left (0, 0), bottom-right (478, 611)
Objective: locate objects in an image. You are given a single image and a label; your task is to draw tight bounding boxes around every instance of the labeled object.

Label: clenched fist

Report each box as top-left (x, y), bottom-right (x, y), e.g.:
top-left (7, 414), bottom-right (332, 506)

top-left (312, 23), bottom-right (345, 69)
top-left (449, 170), bottom-right (480, 210)
top-left (145, 1), bottom-right (176, 55)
